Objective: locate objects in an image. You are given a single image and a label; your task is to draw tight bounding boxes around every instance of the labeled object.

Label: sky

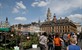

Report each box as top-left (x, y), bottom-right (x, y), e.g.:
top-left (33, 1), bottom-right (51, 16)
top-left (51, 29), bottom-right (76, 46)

top-left (0, 0), bottom-right (82, 25)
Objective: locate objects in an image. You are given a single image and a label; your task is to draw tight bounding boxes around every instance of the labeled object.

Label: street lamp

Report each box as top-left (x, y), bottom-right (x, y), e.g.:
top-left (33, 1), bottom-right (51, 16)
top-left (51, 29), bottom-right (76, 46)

top-left (51, 21), bottom-right (54, 34)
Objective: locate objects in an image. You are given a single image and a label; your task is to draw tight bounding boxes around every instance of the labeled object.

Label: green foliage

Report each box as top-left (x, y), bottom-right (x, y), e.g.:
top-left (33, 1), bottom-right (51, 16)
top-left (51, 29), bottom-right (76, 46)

top-left (22, 40), bottom-right (32, 49)
top-left (0, 47), bottom-right (5, 50)
top-left (22, 33), bottom-right (39, 49)
top-left (7, 48), bottom-right (14, 50)
top-left (8, 40), bottom-right (16, 46)
top-left (0, 31), bottom-right (39, 49)
top-left (31, 36), bottom-right (38, 44)
top-left (0, 47), bottom-right (14, 50)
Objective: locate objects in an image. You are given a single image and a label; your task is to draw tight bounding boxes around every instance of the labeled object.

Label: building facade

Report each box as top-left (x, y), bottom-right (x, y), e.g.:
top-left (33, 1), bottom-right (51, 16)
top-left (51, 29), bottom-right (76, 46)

top-left (74, 23), bottom-right (82, 33)
top-left (13, 22), bottom-right (41, 33)
top-left (0, 17), bottom-right (10, 28)
top-left (40, 8), bottom-right (77, 34)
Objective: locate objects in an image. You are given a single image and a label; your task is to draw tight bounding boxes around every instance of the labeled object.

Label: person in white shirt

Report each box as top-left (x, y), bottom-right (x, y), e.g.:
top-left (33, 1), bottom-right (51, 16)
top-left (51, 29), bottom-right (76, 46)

top-left (39, 32), bottom-right (48, 50)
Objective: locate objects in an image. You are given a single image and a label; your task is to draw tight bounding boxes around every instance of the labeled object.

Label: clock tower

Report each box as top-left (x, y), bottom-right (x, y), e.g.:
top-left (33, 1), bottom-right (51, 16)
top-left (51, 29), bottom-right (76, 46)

top-left (47, 8), bottom-right (51, 22)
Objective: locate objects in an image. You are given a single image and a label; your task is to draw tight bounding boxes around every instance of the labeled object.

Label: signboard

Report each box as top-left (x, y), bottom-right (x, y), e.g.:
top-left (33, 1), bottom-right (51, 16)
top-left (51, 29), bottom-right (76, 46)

top-left (0, 28), bottom-right (10, 32)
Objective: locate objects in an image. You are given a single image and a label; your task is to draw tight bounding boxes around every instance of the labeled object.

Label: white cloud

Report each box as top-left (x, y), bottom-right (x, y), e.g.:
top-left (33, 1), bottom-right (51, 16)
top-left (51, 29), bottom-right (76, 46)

top-left (12, 8), bottom-right (19, 13)
top-left (68, 14), bottom-right (82, 19)
top-left (16, 1), bottom-right (26, 9)
top-left (38, 1), bottom-right (48, 7)
top-left (46, 0), bottom-right (82, 16)
top-left (31, 2), bottom-right (38, 7)
top-left (12, 1), bottom-right (26, 13)
top-left (31, 1), bottom-right (48, 7)
top-left (68, 14), bottom-right (82, 23)
top-left (15, 17), bottom-right (27, 21)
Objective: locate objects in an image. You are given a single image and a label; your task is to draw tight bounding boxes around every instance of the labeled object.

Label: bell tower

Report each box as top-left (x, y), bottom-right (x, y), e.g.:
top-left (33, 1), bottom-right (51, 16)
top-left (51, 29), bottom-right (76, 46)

top-left (5, 17), bottom-right (9, 27)
top-left (47, 8), bottom-right (51, 22)
top-left (6, 17), bottom-right (8, 23)
top-left (53, 13), bottom-right (56, 23)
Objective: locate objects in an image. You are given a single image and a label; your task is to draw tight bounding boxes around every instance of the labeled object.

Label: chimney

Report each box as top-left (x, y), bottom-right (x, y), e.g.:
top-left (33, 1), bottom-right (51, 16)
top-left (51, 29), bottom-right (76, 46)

top-left (53, 13), bottom-right (56, 23)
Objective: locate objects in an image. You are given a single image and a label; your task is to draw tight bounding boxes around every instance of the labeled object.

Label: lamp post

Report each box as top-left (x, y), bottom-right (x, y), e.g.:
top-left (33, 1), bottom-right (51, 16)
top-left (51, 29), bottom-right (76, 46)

top-left (5, 32), bottom-right (6, 50)
top-left (19, 28), bottom-right (23, 50)
top-left (51, 21), bottom-right (54, 34)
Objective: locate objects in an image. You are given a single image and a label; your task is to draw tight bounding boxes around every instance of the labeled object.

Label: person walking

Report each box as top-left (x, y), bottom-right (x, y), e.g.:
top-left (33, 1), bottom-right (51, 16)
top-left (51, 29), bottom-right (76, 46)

top-left (63, 33), bottom-right (68, 47)
top-left (72, 33), bottom-right (78, 45)
top-left (67, 33), bottom-right (71, 45)
top-left (39, 32), bottom-right (48, 50)
top-left (63, 33), bottom-right (69, 50)
top-left (53, 33), bottom-right (63, 50)
top-left (66, 38), bottom-right (81, 50)
top-left (47, 34), bottom-right (53, 50)
top-left (77, 32), bottom-right (80, 41)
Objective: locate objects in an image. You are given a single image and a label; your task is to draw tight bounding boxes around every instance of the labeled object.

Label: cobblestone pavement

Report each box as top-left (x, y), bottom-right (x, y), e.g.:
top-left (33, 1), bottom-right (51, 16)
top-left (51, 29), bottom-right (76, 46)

top-left (27, 40), bottom-right (82, 50)
top-left (28, 47), bottom-right (65, 50)
top-left (28, 47), bottom-right (40, 50)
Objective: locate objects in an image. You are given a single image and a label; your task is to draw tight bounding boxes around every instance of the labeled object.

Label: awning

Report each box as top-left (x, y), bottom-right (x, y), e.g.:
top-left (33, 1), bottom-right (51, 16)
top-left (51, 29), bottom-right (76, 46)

top-left (0, 28), bottom-right (11, 32)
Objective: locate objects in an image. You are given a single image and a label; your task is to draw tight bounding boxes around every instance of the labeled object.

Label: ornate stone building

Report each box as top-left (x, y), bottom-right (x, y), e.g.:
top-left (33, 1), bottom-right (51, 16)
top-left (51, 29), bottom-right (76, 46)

top-left (47, 8), bottom-right (51, 22)
top-left (74, 22), bottom-right (82, 33)
top-left (0, 17), bottom-right (10, 28)
top-left (40, 8), bottom-right (77, 34)
top-left (13, 22), bottom-right (41, 33)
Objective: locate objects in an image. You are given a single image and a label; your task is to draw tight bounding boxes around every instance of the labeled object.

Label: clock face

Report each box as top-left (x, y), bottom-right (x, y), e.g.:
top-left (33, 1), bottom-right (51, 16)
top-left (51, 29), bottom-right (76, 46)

top-left (49, 13), bottom-right (51, 15)
top-left (47, 13), bottom-right (51, 17)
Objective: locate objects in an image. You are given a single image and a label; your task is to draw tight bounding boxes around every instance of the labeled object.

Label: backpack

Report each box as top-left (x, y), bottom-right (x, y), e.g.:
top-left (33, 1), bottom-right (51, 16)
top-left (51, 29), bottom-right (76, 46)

top-left (54, 37), bottom-right (61, 46)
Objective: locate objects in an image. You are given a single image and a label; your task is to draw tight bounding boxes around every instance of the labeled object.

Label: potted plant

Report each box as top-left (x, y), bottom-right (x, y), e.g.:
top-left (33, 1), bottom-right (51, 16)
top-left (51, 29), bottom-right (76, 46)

top-left (31, 34), bottom-right (39, 48)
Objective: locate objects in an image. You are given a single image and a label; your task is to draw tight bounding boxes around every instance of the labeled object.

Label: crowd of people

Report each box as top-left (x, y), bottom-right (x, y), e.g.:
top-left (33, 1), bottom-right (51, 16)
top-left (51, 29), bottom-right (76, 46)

top-left (39, 32), bottom-right (82, 50)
